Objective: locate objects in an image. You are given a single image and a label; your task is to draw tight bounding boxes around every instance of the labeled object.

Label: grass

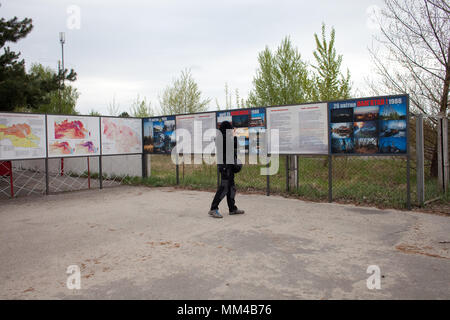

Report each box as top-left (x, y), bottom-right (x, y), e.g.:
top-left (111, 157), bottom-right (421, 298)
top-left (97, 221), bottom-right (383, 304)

top-left (109, 154), bottom-right (449, 211)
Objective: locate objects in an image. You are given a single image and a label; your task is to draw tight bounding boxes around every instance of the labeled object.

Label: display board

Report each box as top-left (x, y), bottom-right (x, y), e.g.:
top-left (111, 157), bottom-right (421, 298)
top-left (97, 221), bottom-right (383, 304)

top-left (329, 95), bottom-right (408, 155)
top-left (0, 113), bottom-right (46, 160)
top-left (216, 108), bottom-right (266, 154)
top-left (176, 112), bottom-right (216, 154)
top-left (143, 116), bottom-right (176, 154)
top-left (47, 115), bottom-right (100, 157)
top-left (101, 117), bottom-right (142, 155)
top-left (266, 103), bottom-right (328, 154)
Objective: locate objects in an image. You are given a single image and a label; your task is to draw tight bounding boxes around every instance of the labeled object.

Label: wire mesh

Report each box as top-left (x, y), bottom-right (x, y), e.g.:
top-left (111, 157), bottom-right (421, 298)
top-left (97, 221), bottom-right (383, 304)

top-left (147, 154), bottom-right (177, 185)
top-left (0, 159), bottom-right (46, 199)
top-left (267, 155), bottom-right (287, 194)
top-left (48, 157), bottom-right (100, 193)
top-left (332, 156), bottom-right (408, 208)
top-left (101, 154), bottom-right (142, 188)
top-left (291, 156), bottom-right (329, 201)
top-left (178, 154), bottom-right (217, 189)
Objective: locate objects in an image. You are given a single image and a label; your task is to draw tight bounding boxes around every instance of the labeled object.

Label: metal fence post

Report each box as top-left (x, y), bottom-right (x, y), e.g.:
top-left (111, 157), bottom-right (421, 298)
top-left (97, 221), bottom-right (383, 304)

top-left (442, 117), bottom-right (449, 192)
top-left (142, 153), bottom-right (147, 179)
top-left (328, 155), bottom-right (332, 203)
top-left (45, 157), bottom-right (49, 195)
top-left (98, 117), bottom-right (103, 189)
top-left (416, 115), bottom-right (424, 206)
top-left (266, 160), bottom-right (270, 196)
top-left (407, 151), bottom-right (411, 210)
top-left (285, 155), bottom-right (289, 192)
top-left (176, 154), bottom-right (179, 185)
top-left (99, 156), bottom-right (103, 189)
top-left (437, 114), bottom-right (444, 192)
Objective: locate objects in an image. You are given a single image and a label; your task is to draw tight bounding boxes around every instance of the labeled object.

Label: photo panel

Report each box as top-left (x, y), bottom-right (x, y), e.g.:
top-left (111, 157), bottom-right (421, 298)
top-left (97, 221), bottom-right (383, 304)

top-left (331, 122), bottom-right (353, 139)
top-left (217, 108), bottom-right (266, 154)
top-left (329, 95), bottom-right (408, 155)
top-left (331, 137), bottom-right (354, 154)
top-left (143, 116), bottom-right (176, 154)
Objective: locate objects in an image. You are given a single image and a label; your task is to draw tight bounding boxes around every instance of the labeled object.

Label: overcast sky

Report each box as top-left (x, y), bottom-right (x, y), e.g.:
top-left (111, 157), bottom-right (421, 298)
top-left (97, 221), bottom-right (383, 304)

top-left (2, 0), bottom-right (385, 115)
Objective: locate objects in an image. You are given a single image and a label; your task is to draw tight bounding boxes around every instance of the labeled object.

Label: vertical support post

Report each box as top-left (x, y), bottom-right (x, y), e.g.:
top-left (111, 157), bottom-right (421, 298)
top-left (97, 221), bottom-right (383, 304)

top-left (176, 154), bottom-right (179, 185)
top-left (285, 155), bottom-right (289, 192)
top-left (142, 153), bottom-right (147, 179)
top-left (442, 117), bottom-right (448, 192)
top-left (407, 151), bottom-right (411, 210)
top-left (288, 155), bottom-right (298, 191)
top-left (45, 157), bottom-right (49, 195)
top-left (266, 159), bottom-right (270, 196)
top-left (99, 117), bottom-right (103, 189)
top-left (416, 115), bottom-right (425, 206)
top-left (87, 157), bottom-right (91, 189)
top-left (8, 161), bottom-right (14, 198)
top-left (437, 115), bottom-right (443, 191)
top-left (99, 155), bottom-right (103, 189)
top-left (328, 155), bottom-right (332, 203)
top-left (45, 114), bottom-right (49, 195)
top-left (141, 118), bottom-right (147, 179)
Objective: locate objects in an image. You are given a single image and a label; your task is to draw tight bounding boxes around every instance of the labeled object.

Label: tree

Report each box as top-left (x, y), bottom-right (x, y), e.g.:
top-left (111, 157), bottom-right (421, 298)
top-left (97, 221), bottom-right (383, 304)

top-left (0, 15), bottom-right (33, 111)
top-left (311, 24), bottom-right (351, 101)
top-left (0, 15), bottom-right (77, 111)
top-left (215, 83), bottom-right (247, 110)
top-left (129, 94), bottom-right (153, 117)
top-left (107, 95), bottom-right (121, 116)
top-left (368, 0), bottom-right (449, 116)
top-left (89, 109), bottom-right (101, 116)
top-left (119, 111), bottom-right (130, 118)
top-left (247, 37), bottom-right (311, 107)
top-left (159, 69), bottom-right (210, 115)
top-left (367, 0), bottom-right (449, 176)
top-left (26, 64), bottom-right (79, 114)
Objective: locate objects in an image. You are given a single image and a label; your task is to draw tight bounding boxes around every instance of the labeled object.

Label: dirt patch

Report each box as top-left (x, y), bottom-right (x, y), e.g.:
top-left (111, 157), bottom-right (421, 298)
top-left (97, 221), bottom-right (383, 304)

top-left (395, 244), bottom-right (449, 260)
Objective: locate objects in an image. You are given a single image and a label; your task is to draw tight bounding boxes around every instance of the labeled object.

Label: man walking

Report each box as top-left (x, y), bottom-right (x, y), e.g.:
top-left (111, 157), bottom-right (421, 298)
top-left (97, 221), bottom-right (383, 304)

top-left (208, 121), bottom-right (245, 218)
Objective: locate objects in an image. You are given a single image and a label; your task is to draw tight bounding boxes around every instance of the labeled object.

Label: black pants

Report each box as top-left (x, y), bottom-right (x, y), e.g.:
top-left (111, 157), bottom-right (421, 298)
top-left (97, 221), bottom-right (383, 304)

top-left (210, 166), bottom-right (237, 211)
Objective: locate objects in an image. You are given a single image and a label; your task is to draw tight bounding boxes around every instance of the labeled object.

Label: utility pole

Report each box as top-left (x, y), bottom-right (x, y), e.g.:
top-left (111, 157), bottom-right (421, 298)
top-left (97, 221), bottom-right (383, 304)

top-left (59, 32), bottom-right (65, 177)
top-left (59, 32), bottom-right (65, 86)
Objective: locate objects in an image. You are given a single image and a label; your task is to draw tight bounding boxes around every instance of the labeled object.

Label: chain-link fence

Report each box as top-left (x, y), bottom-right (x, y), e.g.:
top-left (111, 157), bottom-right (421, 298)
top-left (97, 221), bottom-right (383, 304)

top-left (0, 159), bottom-right (46, 199)
top-left (411, 115), bottom-right (450, 209)
top-left (101, 154), bottom-right (142, 187)
top-left (0, 154), bottom-right (144, 199)
top-left (332, 156), bottom-right (409, 208)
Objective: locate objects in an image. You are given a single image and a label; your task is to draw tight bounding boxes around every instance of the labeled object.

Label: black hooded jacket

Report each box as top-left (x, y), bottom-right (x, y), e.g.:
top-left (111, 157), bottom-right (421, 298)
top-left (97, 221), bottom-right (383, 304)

top-left (218, 121), bottom-right (239, 172)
